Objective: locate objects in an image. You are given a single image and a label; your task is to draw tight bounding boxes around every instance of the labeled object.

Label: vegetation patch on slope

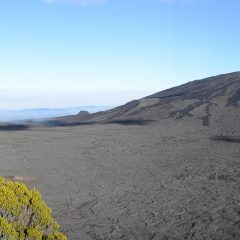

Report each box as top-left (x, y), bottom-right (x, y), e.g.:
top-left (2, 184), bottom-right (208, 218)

top-left (0, 176), bottom-right (67, 240)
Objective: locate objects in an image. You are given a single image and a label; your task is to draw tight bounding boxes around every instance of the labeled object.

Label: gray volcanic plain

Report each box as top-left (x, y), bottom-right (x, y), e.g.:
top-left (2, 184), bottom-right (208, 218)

top-left (1, 72), bottom-right (240, 240)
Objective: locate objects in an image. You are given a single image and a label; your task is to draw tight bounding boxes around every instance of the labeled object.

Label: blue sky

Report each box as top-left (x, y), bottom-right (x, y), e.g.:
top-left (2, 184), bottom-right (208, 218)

top-left (0, 0), bottom-right (239, 109)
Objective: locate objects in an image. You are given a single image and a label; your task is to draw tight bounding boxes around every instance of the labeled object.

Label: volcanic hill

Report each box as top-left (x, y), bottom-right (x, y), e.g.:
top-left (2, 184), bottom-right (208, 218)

top-left (55, 71), bottom-right (240, 140)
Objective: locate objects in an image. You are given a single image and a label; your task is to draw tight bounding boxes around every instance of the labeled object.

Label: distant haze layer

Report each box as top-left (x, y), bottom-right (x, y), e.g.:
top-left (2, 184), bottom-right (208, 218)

top-left (0, 90), bottom-right (152, 110)
top-left (0, 106), bottom-right (111, 122)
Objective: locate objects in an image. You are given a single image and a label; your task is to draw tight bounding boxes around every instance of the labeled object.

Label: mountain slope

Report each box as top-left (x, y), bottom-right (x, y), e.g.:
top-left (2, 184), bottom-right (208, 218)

top-left (55, 72), bottom-right (240, 138)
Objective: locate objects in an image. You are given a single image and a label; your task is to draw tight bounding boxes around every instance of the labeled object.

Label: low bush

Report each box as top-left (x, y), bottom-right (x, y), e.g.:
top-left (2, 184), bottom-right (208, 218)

top-left (0, 176), bottom-right (67, 240)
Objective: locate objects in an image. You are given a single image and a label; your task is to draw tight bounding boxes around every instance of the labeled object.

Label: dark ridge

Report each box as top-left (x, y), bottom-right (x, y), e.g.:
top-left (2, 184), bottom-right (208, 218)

top-left (154, 93), bottom-right (185, 99)
top-left (156, 80), bottom-right (238, 122)
top-left (199, 104), bottom-right (211, 127)
top-left (109, 100), bottom-right (139, 112)
top-left (104, 119), bottom-right (156, 126)
top-left (75, 110), bottom-right (93, 121)
top-left (210, 135), bottom-right (240, 143)
top-left (0, 124), bottom-right (30, 131)
top-left (66, 100), bottom-right (140, 123)
top-left (227, 89), bottom-right (240, 107)
top-left (98, 100), bottom-right (140, 121)
top-left (147, 72), bottom-right (240, 99)
top-left (199, 115), bottom-right (209, 127)
top-left (168, 103), bottom-right (197, 119)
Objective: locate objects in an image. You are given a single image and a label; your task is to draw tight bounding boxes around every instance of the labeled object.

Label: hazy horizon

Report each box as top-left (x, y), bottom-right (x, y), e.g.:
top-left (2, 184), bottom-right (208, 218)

top-left (0, 89), bottom-right (154, 111)
top-left (0, 105), bottom-right (113, 122)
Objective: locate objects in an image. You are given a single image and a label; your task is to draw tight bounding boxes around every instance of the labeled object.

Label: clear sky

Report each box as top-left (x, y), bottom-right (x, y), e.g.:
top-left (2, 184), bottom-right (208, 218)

top-left (0, 0), bottom-right (239, 109)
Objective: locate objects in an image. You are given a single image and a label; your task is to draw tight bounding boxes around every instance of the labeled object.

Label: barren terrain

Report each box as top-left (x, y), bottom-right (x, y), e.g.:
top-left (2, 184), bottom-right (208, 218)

top-left (1, 118), bottom-right (240, 240)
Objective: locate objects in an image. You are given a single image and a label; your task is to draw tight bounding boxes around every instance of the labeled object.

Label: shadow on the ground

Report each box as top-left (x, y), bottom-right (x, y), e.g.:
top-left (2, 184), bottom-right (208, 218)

top-left (210, 135), bottom-right (240, 143)
top-left (44, 119), bottom-right (156, 127)
top-left (43, 121), bottom-right (96, 127)
top-left (0, 119), bottom-right (156, 131)
top-left (0, 124), bottom-right (30, 131)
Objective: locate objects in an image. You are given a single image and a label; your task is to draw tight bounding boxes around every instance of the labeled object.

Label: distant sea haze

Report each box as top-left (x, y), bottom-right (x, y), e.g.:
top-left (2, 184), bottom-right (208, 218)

top-left (0, 106), bottom-right (112, 122)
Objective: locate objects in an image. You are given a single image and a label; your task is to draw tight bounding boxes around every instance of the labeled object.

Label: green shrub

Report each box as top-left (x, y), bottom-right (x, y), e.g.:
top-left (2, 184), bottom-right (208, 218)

top-left (0, 176), bottom-right (67, 240)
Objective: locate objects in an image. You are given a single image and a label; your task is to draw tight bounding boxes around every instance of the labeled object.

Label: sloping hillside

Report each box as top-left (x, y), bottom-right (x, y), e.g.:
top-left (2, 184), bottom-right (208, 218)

top-left (55, 72), bottom-right (240, 138)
